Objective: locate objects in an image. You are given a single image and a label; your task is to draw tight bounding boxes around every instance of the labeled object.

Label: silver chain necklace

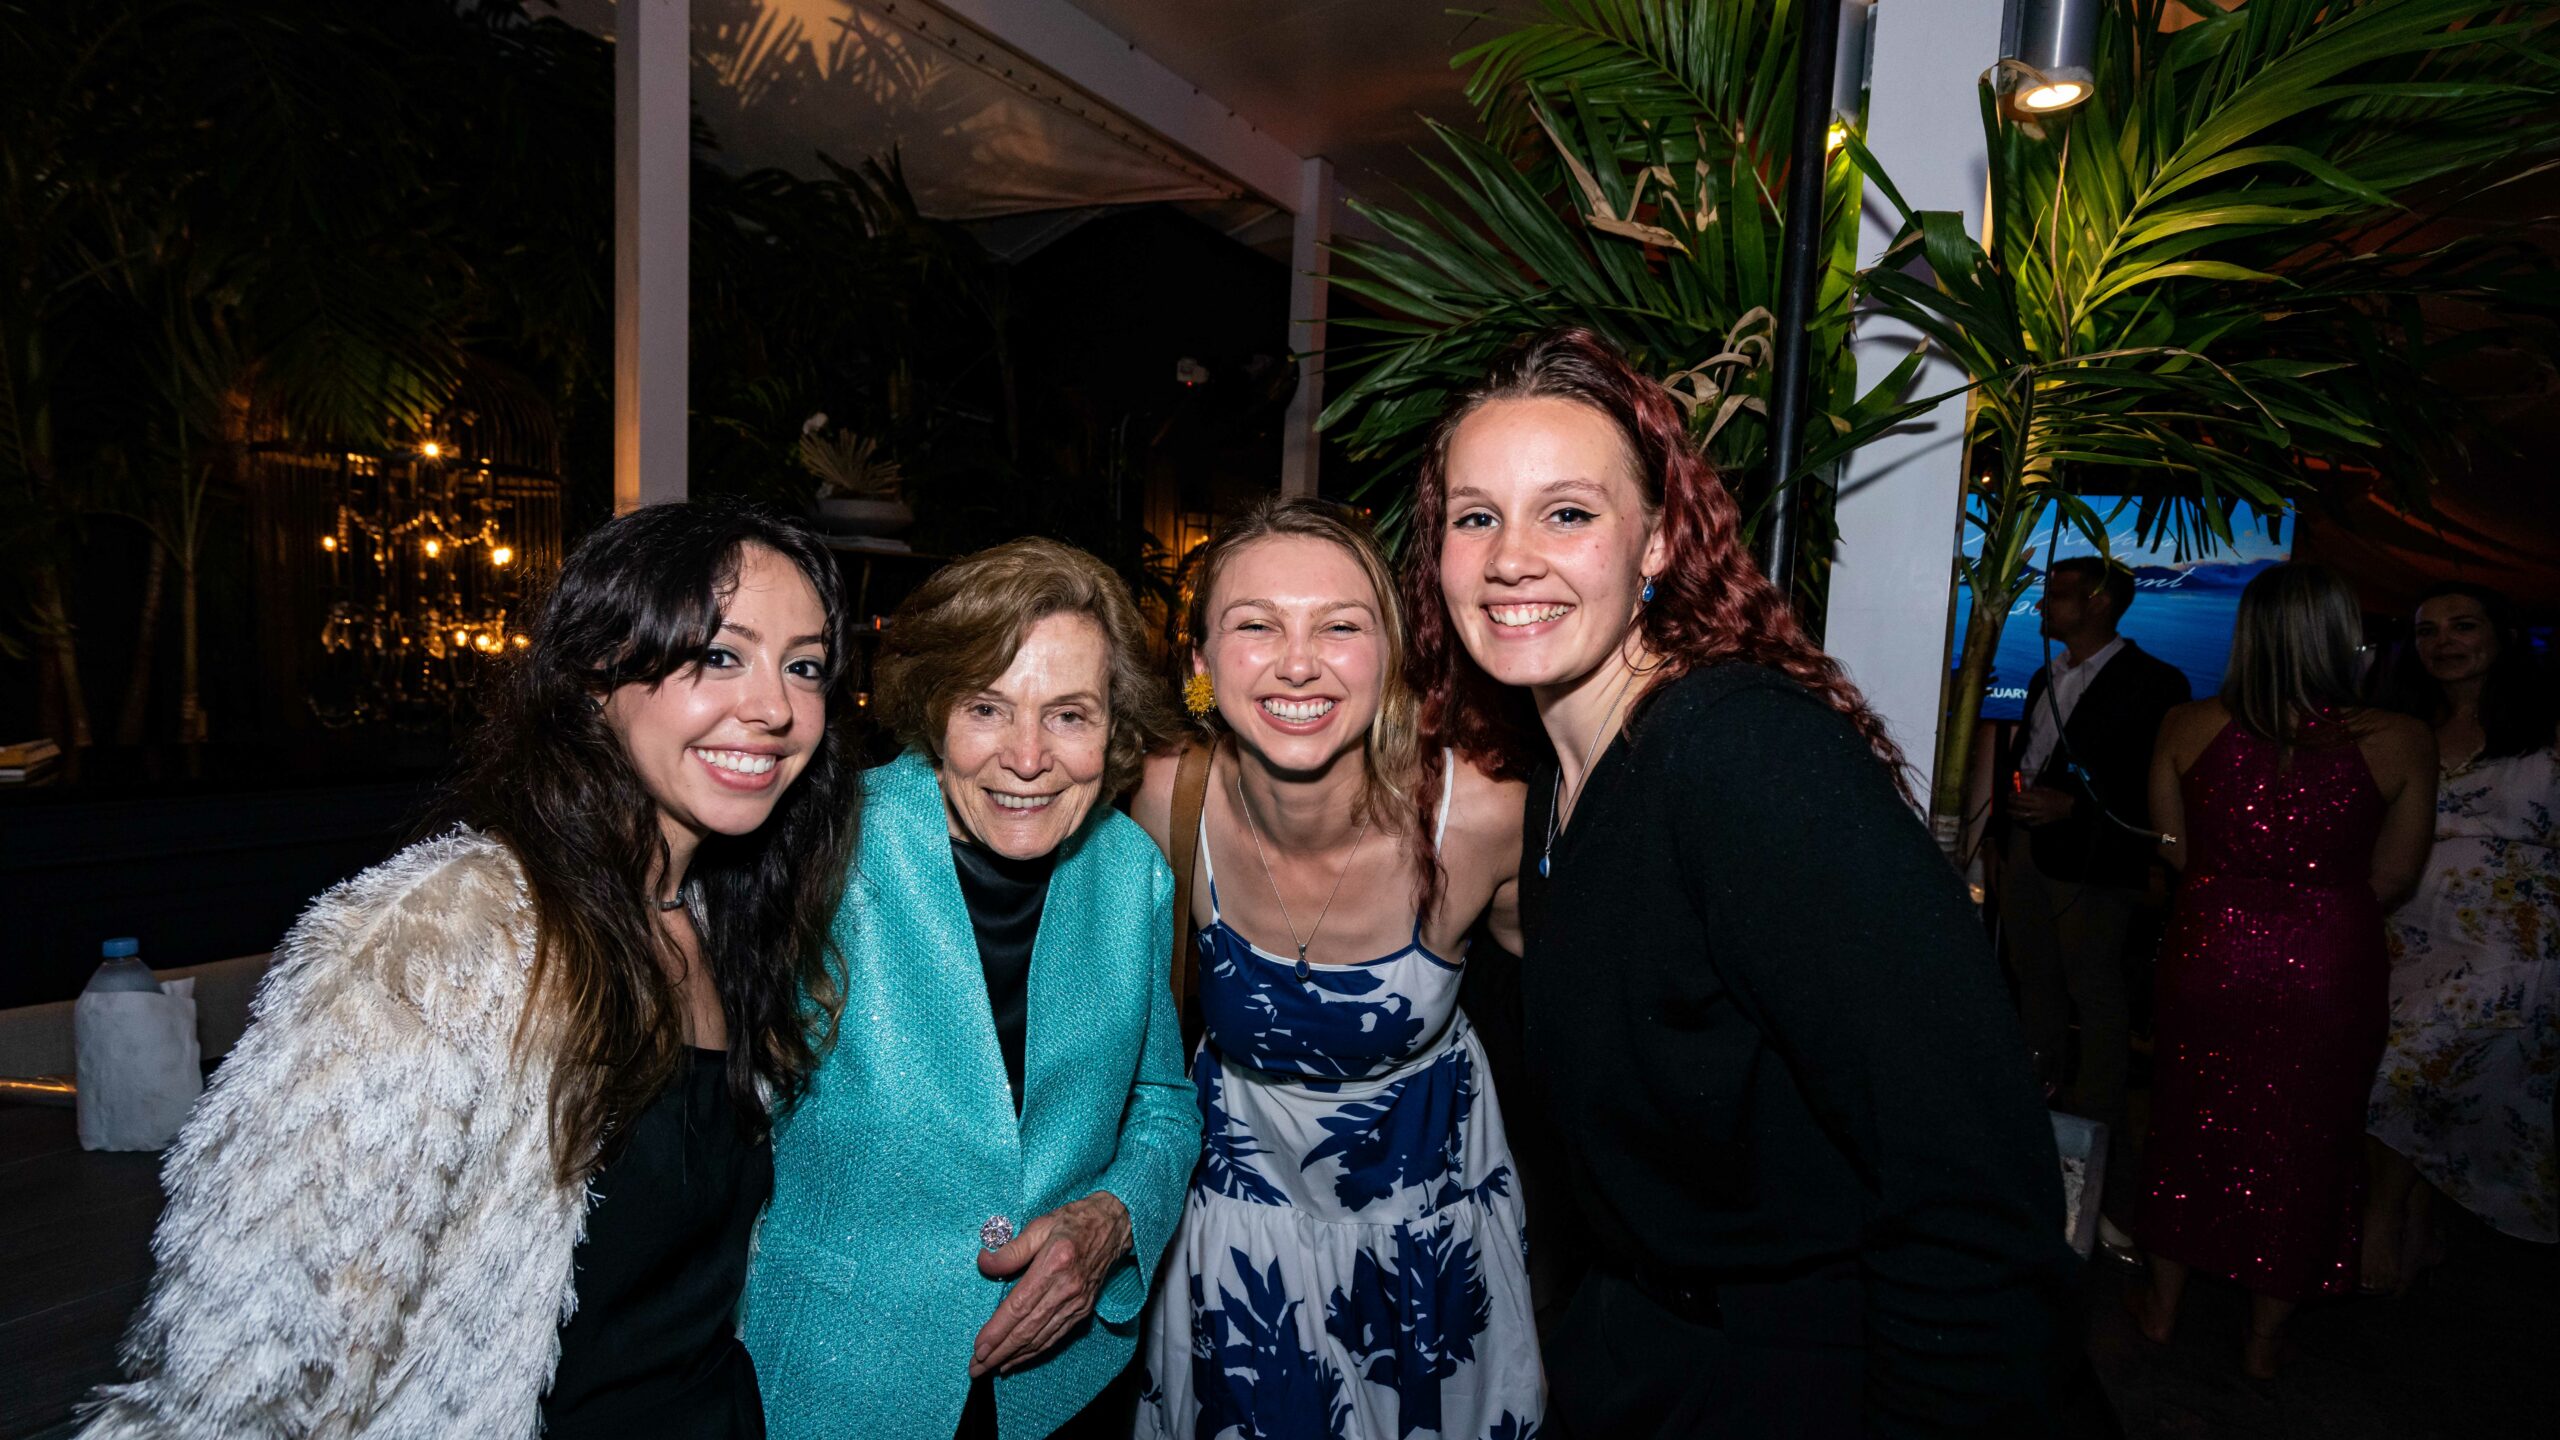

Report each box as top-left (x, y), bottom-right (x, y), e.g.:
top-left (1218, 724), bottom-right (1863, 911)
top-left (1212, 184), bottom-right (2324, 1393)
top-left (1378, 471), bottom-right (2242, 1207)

top-left (1234, 763), bottom-right (1375, 982)
top-left (1541, 658), bottom-right (1643, 879)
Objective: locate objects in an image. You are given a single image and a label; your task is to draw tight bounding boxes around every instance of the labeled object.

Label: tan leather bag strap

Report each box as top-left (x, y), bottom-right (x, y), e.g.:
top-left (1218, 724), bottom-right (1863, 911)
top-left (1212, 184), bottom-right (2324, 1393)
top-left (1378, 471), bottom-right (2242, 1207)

top-left (1166, 738), bottom-right (1215, 1022)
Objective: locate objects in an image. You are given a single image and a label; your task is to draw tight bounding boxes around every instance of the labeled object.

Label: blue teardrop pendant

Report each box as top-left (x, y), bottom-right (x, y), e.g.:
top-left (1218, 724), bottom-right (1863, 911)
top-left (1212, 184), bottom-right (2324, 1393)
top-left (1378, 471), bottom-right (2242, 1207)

top-left (1294, 948), bottom-right (1312, 982)
top-left (1538, 854), bottom-right (1550, 878)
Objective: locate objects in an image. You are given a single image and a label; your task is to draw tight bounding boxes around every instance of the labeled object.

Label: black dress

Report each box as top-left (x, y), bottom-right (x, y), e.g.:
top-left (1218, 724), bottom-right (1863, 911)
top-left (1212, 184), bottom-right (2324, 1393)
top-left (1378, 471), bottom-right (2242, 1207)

top-left (544, 1049), bottom-right (773, 1440)
top-left (1519, 664), bottom-right (2074, 1438)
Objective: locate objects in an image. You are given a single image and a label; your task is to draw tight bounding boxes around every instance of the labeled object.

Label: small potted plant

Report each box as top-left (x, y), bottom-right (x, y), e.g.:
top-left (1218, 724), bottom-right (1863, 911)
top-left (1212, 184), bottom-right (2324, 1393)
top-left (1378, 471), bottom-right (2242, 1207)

top-left (801, 414), bottom-right (912, 537)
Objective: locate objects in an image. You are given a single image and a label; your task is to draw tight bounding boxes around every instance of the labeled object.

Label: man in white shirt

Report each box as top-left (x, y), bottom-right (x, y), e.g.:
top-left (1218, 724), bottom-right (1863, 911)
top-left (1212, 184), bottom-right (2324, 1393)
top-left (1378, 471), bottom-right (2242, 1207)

top-left (1998, 557), bottom-right (2190, 1233)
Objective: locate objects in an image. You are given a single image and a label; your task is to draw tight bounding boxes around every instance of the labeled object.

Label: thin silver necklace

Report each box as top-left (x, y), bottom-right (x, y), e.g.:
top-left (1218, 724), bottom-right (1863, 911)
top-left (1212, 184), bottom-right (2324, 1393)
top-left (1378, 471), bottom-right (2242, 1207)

top-left (1234, 761), bottom-right (1374, 982)
top-left (1542, 658), bottom-right (1643, 879)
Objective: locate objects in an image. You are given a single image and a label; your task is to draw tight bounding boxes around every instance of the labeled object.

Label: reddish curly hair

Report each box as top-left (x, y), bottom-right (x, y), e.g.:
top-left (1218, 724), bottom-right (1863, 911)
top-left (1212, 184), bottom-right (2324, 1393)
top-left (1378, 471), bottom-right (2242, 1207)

top-left (1402, 326), bottom-right (1912, 804)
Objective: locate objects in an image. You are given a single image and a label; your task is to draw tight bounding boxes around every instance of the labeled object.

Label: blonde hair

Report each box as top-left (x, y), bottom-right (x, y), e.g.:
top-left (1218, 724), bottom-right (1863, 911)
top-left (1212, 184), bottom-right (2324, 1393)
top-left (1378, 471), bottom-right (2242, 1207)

top-left (876, 537), bottom-right (1175, 800)
top-left (2222, 561), bottom-right (2368, 754)
top-left (1183, 498), bottom-right (1426, 838)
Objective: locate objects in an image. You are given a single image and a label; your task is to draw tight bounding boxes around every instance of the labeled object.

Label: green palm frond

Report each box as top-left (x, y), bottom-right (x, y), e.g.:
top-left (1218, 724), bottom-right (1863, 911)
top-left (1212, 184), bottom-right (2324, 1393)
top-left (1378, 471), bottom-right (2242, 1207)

top-left (1324, 0), bottom-right (1897, 550)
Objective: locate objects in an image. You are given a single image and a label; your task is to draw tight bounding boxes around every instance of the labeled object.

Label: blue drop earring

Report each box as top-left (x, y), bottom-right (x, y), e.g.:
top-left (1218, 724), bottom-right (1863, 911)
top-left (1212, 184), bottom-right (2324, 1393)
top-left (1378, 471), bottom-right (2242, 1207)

top-left (1641, 575), bottom-right (1656, 603)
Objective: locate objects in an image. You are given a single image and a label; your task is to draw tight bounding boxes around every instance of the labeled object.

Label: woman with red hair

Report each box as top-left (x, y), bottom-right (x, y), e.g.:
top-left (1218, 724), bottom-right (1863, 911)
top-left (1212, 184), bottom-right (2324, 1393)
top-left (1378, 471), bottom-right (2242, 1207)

top-left (1407, 328), bottom-right (2074, 1436)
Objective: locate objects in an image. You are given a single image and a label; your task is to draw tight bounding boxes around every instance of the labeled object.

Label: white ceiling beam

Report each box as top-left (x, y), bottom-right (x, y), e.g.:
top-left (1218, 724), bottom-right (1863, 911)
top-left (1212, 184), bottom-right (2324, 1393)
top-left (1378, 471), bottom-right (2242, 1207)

top-left (916, 0), bottom-right (1309, 211)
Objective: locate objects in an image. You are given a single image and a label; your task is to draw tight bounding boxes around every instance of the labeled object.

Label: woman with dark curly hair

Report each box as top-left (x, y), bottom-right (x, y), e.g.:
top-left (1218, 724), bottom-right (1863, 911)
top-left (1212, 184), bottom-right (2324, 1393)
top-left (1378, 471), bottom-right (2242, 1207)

top-left (81, 502), bottom-right (863, 1440)
top-left (1405, 328), bottom-right (2074, 1436)
top-left (2364, 581), bottom-right (2559, 1283)
top-left (744, 538), bottom-right (1199, 1440)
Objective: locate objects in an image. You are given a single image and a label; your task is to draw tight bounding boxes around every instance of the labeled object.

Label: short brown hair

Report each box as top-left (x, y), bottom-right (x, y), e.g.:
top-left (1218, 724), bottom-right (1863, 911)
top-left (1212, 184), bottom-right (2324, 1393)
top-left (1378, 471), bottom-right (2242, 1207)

top-left (875, 537), bottom-right (1173, 799)
top-left (2047, 555), bottom-right (2137, 620)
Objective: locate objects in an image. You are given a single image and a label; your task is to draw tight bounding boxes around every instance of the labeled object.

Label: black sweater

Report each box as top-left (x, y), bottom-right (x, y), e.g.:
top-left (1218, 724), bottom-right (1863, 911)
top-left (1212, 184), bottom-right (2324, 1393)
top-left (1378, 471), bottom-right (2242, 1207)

top-left (1521, 664), bottom-right (2074, 1434)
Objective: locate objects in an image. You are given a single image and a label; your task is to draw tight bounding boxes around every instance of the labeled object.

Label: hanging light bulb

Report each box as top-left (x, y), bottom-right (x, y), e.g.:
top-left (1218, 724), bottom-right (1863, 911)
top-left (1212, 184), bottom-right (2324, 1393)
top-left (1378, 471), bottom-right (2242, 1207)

top-left (320, 535), bottom-right (338, 552)
top-left (489, 545), bottom-right (514, 567)
top-left (420, 441), bottom-right (443, 459)
top-left (510, 634), bottom-right (530, 649)
top-left (423, 538), bottom-right (442, 559)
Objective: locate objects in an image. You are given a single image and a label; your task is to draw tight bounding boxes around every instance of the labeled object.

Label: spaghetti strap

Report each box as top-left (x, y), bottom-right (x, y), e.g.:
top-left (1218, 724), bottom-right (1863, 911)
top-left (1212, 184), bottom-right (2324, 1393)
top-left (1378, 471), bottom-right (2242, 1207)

top-left (1434, 746), bottom-right (1457, 847)
top-left (1195, 808), bottom-right (1222, 920)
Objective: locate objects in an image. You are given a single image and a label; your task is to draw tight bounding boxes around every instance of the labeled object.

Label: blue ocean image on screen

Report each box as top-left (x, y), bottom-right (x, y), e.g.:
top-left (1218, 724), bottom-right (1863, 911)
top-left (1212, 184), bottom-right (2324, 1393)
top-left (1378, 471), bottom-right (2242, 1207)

top-left (1953, 502), bottom-right (2295, 724)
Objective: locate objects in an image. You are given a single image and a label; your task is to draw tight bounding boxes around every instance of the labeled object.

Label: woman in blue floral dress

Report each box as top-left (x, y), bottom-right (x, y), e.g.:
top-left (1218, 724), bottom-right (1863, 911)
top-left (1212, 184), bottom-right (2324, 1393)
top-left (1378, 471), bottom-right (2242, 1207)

top-left (2365, 584), bottom-right (2560, 1286)
top-left (1131, 499), bottom-right (1543, 1440)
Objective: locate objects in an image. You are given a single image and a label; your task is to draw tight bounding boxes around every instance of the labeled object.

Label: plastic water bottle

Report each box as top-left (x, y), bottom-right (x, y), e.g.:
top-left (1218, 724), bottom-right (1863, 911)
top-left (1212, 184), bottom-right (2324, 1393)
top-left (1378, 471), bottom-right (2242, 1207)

top-left (86, 938), bottom-right (162, 994)
top-left (75, 936), bottom-right (201, 1150)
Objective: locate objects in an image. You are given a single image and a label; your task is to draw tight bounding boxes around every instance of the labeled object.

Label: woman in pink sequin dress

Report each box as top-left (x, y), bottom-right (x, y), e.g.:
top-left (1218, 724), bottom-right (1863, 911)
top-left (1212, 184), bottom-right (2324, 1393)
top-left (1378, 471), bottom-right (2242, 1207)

top-left (2127, 564), bottom-right (2437, 1379)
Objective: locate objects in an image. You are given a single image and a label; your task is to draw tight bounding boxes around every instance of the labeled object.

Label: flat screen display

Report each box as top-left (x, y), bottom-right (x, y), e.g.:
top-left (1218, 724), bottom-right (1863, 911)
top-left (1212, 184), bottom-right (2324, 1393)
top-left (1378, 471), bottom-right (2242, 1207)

top-left (1951, 502), bottom-right (2295, 724)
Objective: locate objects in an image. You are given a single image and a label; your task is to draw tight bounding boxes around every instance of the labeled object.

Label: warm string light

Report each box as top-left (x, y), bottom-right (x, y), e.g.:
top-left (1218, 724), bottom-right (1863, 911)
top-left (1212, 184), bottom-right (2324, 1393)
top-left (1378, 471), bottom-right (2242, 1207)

top-left (312, 441), bottom-right (535, 727)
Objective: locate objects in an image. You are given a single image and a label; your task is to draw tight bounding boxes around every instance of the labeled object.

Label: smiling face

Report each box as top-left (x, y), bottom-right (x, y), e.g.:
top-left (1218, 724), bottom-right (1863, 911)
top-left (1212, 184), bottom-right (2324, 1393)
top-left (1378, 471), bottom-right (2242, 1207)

top-left (1196, 534), bottom-right (1388, 779)
top-left (602, 544), bottom-right (830, 867)
top-left (939, 610), bottom-right (1113, 860)
top-left (2413, 593), bottom-right (2498, 686)
top-left (1437, 395), bottom-right (1667, 695)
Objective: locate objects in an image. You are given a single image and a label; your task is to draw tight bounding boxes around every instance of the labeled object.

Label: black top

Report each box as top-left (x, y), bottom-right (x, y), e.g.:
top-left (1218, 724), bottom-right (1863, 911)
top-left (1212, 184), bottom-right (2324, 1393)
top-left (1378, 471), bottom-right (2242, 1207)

top-left (952, 837), bottom-right (1054, 1113)
top-left (1520, 664), bottom-right (2074, 1434)
top-left (2010, 639), bottom-right (2192, 887)
top-left (545, 1049), bottom-right (772, 1440)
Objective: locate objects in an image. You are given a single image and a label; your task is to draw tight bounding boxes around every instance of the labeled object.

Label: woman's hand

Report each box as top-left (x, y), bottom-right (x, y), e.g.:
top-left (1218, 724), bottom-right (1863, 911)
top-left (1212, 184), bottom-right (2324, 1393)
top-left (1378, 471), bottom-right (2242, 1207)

top-left (969, 1191), bottom-right (1131, 1377)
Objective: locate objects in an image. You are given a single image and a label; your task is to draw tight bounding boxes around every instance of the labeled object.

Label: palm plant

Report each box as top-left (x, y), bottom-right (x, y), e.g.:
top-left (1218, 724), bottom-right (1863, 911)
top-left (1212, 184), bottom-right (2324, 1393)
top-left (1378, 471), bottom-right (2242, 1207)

top-left (1320, 0), bottom-right (1928, 560)
top-left (1853, 0), bottom-right (2560, 845)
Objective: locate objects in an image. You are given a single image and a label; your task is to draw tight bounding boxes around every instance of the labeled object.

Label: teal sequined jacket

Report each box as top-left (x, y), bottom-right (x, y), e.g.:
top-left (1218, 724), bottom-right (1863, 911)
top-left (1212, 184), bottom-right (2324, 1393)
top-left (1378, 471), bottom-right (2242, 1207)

top-left (743, 750), bottom-right (1197, 1440)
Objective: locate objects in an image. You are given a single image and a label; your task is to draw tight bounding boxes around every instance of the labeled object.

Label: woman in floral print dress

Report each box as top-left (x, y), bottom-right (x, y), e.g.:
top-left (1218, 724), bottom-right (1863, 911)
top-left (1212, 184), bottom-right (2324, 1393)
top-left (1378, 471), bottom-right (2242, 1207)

top-left (2366, 583), bottom-right (2560, 1286)
top-left (1129, 499), bottom-right (1542, 1440)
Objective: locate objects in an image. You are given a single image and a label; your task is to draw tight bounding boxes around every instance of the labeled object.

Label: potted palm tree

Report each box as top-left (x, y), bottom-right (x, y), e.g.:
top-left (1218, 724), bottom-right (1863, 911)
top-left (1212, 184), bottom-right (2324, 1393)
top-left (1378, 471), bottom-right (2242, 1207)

top-left (802, 417), bottom-right (913, 538)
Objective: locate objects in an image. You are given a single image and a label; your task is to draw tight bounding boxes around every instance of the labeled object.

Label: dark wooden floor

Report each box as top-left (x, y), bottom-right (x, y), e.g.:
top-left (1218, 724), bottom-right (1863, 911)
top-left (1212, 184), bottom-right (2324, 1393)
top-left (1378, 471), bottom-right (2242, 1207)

top-left (0, 1099), bottom-right (2551, 1439)
top-left (2084, 1209), bottom-right (2558, 1439)
top-left (0, 1106), bottom-right (162, 1440)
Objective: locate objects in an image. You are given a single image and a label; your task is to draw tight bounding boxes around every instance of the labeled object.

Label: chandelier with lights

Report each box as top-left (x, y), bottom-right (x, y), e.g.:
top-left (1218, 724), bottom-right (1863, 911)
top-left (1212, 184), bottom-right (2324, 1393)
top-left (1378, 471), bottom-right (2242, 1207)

top-left (301, 436), bottom-right (552, 728)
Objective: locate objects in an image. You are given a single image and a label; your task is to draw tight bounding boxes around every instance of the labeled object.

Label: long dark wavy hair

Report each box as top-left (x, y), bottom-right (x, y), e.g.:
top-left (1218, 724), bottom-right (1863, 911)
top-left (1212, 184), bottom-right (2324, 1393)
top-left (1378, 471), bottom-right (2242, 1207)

top-left (2372, 580), bottom-right (2558, 762)
top-left (1402, 326), bottom-right (1911, 800)
top-left (436, 501), bottom-right (861, 1183)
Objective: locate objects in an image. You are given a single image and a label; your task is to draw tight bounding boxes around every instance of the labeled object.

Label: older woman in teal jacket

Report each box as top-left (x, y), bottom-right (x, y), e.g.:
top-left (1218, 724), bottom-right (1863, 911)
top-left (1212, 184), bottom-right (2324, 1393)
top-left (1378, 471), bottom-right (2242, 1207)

top-left (745, 539), bottom-right (1198, 1440)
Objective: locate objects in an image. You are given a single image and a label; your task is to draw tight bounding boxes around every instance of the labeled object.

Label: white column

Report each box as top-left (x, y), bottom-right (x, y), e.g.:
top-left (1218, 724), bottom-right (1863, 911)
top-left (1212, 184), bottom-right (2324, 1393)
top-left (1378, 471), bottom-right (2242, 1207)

top-left (1280, 156), bottom-right (1335, 499)
top-left (614, 0), bottom-right (690, 512)
top-left (1826, 0), bottom-right (2006, 801)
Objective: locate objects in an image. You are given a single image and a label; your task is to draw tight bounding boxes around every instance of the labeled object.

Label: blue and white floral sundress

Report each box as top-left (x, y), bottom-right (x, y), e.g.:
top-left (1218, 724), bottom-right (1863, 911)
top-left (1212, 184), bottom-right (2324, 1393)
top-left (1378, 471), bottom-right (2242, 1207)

top-left (1138, 759), bottom-right (1543, 1440)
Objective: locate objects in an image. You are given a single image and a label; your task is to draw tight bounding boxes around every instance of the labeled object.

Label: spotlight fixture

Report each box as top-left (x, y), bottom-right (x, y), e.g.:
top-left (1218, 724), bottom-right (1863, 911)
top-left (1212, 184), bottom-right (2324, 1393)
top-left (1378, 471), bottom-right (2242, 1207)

top-left (1996, 0), bottom-right (2098, 119)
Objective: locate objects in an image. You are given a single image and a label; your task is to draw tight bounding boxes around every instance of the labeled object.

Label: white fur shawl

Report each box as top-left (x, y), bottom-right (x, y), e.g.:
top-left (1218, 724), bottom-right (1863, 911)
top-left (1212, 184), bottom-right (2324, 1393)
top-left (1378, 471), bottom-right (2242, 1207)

top-left (78, 829), bottom-right (587, 1440)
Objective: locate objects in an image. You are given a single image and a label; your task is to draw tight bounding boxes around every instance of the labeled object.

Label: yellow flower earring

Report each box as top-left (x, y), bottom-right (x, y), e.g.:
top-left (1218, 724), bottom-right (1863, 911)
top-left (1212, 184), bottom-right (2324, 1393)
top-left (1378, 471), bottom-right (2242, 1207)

top-left (1183, 672), bottom-right (1216, 718)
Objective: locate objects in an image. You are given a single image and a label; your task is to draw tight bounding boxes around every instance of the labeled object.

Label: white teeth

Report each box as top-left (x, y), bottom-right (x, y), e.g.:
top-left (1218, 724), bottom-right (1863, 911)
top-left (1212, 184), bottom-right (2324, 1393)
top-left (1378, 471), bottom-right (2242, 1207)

top-left (1260, 698), bottom-right (1336, 722)
top-left (693, 748), bottom-right (777, 775)
top-left (989, 792), bottom-right (1054, 811)
top-left (1488, 603), bottom-right (1572, 627)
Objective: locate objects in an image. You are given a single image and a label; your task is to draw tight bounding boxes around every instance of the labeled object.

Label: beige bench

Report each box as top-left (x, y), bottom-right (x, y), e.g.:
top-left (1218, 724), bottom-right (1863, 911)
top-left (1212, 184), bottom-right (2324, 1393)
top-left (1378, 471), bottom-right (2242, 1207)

top-left (0, 954), bottom-right (273, 1082)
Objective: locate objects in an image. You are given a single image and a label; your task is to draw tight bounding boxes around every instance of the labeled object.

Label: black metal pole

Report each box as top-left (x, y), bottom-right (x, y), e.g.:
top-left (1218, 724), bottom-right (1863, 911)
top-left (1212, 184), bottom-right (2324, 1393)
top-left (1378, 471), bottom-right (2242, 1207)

top-left (1758, 0), bottom-right (1843, 611)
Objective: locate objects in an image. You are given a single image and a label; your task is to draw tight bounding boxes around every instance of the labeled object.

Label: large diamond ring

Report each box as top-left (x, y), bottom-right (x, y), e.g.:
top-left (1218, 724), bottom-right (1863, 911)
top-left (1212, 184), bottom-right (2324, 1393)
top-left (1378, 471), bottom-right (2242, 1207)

top-left (979, 1214), bottom-right (1016, 1251)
